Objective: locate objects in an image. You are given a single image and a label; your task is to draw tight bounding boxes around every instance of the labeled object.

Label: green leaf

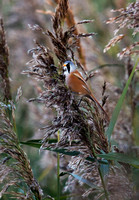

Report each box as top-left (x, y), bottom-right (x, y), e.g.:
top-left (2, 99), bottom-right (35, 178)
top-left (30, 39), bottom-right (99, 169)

top-left (21, 140), bottom-right (82, 155)
top-left (100, 163), bottom-right (110, 177)
top-left (97, 152), bottom-right (139, 166)
top-left (60, 172), bottom-right (100, 189)
top-left (21, 140), bottom-right (108, 164)
top-left (106, 58), bottom-right (139, 143)
top-left (20, 138), bottom-right (57, 148)
top-left (20, 140), bottom-right (41, 148)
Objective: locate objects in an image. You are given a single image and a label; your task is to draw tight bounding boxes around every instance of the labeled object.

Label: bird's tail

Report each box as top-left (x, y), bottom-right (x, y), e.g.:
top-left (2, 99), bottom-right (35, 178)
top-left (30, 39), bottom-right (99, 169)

top-left (88, 93), bottom-right (109, 122)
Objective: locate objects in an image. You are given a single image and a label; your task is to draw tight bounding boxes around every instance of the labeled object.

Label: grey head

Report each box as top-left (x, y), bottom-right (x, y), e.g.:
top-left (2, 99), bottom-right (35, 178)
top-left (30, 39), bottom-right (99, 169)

top-left (63, 61), bottom-right (77, 76)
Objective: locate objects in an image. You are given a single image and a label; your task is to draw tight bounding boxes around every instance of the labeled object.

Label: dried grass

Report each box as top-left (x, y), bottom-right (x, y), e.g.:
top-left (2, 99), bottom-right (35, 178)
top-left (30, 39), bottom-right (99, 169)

top-left (104, 1), bottom-right (139, 59)
top-left (0, 107), bottom-right (43, 199)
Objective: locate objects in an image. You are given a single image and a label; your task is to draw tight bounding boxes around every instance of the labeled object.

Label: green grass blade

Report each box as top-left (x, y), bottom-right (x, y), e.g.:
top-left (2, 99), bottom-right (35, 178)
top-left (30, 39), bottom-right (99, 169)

top-left (60, 172), bottom-right (100, 189)
top-left (20, 138), bottom-right (57, 148)
top-left (88, 63), bottom-right (123, 73)
top-left (57, 130), bottom-right (60, 200)
top-left (97, 152), bottom-right (139, 166)
top-left (20, 140), bottom-right (42, 148)
top-left (106, 58), bottom-right (139, 143)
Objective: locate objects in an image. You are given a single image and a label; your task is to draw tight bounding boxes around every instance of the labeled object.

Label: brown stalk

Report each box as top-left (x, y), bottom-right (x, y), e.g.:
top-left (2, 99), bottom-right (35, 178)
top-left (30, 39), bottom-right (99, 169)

top-left (0, 18), bottom-right (11, 103)
top-left (54, 0), bottom-right (86, 70)
top-left (65, 7), bottom-right (86, 70)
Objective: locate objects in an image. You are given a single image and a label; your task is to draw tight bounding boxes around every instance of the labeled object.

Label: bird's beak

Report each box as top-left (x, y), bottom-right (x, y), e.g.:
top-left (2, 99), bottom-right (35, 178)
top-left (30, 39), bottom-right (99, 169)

top-left (63, 64), bottom-right (66, 67)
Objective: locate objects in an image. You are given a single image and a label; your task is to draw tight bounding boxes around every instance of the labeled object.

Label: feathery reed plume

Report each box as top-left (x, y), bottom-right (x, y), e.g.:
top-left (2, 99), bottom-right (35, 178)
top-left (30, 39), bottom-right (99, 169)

top-left (104, 1), bottom-right (139, 59)
top-left (23, 0), bottom-right (111, 198)
top-left (0, 18), bottom-right (11, 102)
top-left (0, 106), bottom-right (43, 199)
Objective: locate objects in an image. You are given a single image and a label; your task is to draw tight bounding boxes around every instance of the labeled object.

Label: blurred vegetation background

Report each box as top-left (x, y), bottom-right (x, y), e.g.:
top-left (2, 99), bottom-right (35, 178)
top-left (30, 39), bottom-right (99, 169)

top-left (0, 0), bottom-right (138, 199)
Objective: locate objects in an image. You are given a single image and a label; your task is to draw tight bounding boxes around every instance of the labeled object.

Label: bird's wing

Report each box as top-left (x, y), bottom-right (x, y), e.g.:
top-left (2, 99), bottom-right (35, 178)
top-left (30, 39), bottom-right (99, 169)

top-left (73, 71), bottom-right (91, 94)
top-left (73, 71), bottom-right (86, 85)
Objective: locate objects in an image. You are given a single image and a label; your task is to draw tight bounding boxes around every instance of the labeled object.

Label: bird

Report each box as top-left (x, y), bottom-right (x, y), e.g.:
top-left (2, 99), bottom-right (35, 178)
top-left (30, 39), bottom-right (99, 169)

top-left (63, 60), bottom-right (109, 121)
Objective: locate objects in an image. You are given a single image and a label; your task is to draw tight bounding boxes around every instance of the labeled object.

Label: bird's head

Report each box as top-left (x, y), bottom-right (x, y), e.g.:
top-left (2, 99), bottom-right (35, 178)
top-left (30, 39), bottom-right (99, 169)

top-left (63, 61), bottom-right (77, 75)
